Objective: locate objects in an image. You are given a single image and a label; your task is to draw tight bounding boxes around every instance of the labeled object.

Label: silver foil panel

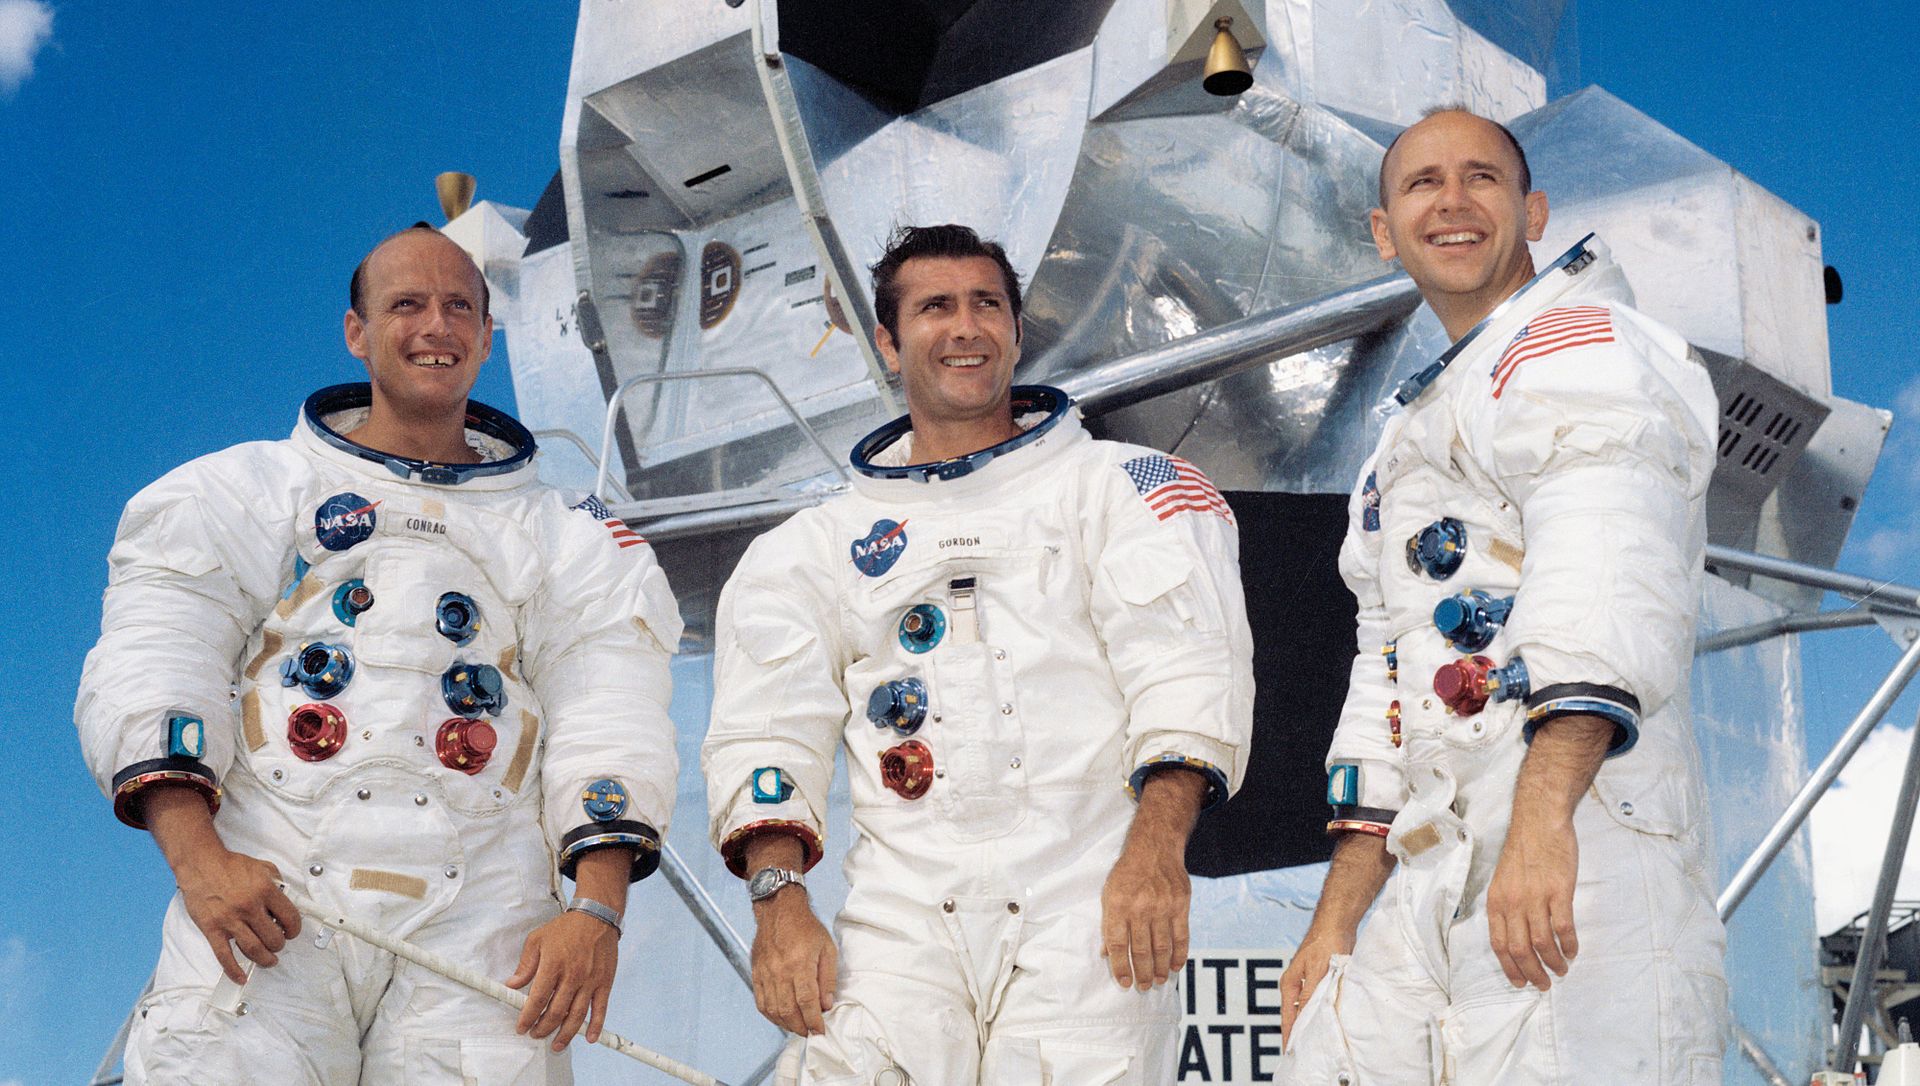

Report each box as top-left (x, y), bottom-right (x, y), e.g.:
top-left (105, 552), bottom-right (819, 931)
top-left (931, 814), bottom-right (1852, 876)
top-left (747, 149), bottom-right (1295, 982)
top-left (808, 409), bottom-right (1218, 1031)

top-left (1695, 576), bottom-right (1827, 1082)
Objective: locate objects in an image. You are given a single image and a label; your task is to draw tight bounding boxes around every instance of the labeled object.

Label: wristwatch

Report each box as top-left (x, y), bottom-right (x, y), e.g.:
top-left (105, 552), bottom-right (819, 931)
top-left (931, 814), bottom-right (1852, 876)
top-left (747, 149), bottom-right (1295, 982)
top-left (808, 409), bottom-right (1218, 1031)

top-left (747, 866), bottom-right (806, 903)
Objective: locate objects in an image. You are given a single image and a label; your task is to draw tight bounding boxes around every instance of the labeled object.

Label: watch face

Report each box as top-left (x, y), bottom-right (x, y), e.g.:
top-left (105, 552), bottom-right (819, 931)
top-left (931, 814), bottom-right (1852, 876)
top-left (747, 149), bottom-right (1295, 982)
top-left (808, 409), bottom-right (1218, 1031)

top-left (750, 867), bottom-right (798, 901)
top-left (749, 868), bottom-right (780, 899)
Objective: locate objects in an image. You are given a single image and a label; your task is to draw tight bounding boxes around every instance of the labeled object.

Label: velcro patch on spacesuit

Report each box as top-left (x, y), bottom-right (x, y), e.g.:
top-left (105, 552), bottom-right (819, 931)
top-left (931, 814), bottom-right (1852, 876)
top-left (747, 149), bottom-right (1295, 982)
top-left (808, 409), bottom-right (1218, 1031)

top-left (1490, 306), bottom-right (1614, 398)
top-left (1122, 455), bottom-right (1235, 525)
top-left (244, 630), bottom-right (284, 681)
top-left (498, 711), bottom-right (539, 793)
top-left (1398, 822), bottom-right (1442, 857)
top-left (349, 868), bottom-right (427, 899)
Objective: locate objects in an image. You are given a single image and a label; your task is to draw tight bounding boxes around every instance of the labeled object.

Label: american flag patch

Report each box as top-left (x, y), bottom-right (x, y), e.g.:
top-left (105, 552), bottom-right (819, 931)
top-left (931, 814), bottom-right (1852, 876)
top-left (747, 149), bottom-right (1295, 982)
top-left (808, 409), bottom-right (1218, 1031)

top-left (1491, 305), bottom-right (1613, 398)
top-left (1122, 455), bottom-right (1235, 525)
top-left (572, 495), bottom-right (646, 549)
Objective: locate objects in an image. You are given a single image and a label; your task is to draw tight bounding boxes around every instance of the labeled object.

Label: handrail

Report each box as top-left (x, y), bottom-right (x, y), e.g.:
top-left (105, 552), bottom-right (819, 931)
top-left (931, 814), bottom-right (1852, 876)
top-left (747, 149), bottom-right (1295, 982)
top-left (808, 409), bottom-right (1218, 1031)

top-left (748, 0), bottom-right (900, 415)
top-left (1719, 631), bottom-right (1920, 921)
top-left (531, 427), bottom-right (635, 504)
top-left (1706, 544), bottom-right (1920, 618)
top-left (594, 367), bottom-right (849, 503)
top-left (1056, 273), bottom-right (1424, 417)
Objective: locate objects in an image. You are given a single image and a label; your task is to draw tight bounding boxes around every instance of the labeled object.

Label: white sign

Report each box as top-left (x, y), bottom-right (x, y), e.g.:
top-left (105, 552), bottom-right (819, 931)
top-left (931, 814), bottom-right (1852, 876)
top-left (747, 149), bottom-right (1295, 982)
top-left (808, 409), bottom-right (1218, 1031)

top-left (1176, 949), bottom-right (1293, 1083)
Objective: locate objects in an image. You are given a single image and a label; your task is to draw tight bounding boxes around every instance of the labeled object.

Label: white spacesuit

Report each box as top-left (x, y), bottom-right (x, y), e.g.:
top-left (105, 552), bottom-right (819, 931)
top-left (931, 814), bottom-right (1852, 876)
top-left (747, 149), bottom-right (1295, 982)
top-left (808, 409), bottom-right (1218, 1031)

top-left (76, 384), bottom-right (682, 1084)
top-left (1283, 236), bottom-right (1729, 1083)
top-left (703, 387), bottom-right (1255, 1084)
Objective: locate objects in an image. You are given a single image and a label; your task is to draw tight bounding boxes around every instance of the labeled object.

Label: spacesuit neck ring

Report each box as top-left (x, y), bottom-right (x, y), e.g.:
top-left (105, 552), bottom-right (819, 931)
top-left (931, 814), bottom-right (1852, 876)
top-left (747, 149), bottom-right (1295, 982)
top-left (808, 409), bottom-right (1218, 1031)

top-left (850, 384), bottom-right (1071, 483)
top-left (1388, 232), bottom-right (1600, 408)
top-left (302, 382), bottom-right (537, 484)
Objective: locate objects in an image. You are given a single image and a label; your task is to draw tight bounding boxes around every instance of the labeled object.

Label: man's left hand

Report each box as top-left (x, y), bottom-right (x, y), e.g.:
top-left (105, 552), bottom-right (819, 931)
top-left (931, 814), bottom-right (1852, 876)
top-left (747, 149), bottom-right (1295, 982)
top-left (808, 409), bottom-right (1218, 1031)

top-left (1485, 812), bottom-right (1579, 990)
top-left (1100, 766), bottom-right (1207, 991)
top-left (506, 910), bottom-right (621, 1051)
top-left (1485, 713), bottom-right (1613, 991)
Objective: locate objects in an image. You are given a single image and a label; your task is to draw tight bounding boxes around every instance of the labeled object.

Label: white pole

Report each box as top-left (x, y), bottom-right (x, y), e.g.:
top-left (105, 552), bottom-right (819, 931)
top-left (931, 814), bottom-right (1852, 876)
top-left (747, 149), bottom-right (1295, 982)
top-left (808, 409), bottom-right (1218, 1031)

top-left (282, 886), bottom-right (728, 1086)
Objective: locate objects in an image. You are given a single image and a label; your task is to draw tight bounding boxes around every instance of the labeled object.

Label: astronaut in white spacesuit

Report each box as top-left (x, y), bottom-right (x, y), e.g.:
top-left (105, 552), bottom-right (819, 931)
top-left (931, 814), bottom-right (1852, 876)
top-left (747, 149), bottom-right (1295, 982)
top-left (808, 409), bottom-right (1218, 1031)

top-left (76, 227), bottom-right (682, 1084)
top-left (1276, 109), bottom-right (1728, 1082)
top-left (702, 224), bottom-right (1256, 1084)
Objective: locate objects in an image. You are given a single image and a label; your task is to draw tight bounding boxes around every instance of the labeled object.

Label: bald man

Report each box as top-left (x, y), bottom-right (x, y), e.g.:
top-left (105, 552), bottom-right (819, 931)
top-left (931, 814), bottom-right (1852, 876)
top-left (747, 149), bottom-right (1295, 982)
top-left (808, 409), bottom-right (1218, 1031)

top-left (78, 227), bottom-right (682, 1083)
top-left (1277, 108), bottom-right (1728, 1083)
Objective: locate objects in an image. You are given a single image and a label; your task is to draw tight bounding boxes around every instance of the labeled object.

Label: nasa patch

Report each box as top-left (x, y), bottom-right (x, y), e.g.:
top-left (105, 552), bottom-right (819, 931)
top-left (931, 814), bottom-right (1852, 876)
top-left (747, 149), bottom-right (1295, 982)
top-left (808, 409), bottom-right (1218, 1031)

top-left (315, 492), bottom-right (379, 552)
top-left (850, 518), bottom-right (909, 578)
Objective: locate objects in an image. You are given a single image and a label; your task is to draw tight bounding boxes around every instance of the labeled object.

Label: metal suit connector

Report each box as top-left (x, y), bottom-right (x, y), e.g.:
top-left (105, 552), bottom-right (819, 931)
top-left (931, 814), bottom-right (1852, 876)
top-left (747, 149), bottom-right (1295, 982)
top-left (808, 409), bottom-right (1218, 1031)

top-left (1406, 517), bottom-right (1468, 580)
top-left (442, 662), bottom-right (508, 717)
top-left (866, 677), bottom-right (929, 736)
top-left (287, 703), bottom-right (349, 762)
top-left (331, 580), bottom-right (374, 626)
top-left (583, 778), bottom-right (631, 820)
top-left (435, 717), bottom-right (496, 774)
top-left (1432, 655), bottom-right (1530, 716)
top-left (1432, 590), bottom-right (1514, 652)
top-left (879, 740), bottom-right (934, 800)
top-left (898, 604), bottom-right (945, 653)
top-left (436, 591), bottom-right (480, 645)
top-left (281, 642), bottom-right (354, 699)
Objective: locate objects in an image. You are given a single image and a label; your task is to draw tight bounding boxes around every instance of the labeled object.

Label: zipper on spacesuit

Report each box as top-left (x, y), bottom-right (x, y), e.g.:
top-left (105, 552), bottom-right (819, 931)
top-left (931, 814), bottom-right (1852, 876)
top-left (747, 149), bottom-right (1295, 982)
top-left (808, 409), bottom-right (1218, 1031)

top-left (947, 577), bottom-right (980, 644)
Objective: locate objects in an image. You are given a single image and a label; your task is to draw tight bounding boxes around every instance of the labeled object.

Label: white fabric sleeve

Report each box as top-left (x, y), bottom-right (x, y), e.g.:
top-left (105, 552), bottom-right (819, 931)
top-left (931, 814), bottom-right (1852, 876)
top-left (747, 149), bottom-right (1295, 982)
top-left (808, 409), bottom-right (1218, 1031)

top-left (521, 497), bottom-right (684, 881)
top-left (701, 522), bottom-right (846, 877)
top-left (1487, 317), bottom-right (1716, 753)
top-left (1088, 454), bottom-right (1255, 808)
top-left (1324, 456), bottom-right (1409, 832)
top-left (74, 452), bottom-right (289, 827)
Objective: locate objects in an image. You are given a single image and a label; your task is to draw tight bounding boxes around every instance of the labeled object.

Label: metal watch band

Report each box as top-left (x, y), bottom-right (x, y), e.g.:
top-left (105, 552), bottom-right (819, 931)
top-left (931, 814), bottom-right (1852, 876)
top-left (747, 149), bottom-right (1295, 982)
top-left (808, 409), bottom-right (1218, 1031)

top-left (566, 895), bottom-right (623, 935)
top-left (748, 866), bottom-right (806, 903)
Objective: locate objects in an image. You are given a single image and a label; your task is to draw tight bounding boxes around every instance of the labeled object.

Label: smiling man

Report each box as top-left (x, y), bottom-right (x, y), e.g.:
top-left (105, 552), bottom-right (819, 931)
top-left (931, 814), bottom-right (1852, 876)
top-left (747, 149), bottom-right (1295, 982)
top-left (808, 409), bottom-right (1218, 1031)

top-left (702, 224), bottom-right (1255, 1084)
top-left (1276, 109), bottom-right (1729, 1082)
top-left (76, 226), bottom-right (682, 1083)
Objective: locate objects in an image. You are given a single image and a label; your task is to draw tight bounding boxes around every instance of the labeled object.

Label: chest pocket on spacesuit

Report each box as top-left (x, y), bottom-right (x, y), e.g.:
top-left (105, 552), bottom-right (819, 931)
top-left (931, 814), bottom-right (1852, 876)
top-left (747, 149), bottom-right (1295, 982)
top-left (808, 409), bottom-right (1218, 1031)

top-left (859, 546), bottom-right (1057, 841)
top-left (1098, 534), bottom-right (1222, 641)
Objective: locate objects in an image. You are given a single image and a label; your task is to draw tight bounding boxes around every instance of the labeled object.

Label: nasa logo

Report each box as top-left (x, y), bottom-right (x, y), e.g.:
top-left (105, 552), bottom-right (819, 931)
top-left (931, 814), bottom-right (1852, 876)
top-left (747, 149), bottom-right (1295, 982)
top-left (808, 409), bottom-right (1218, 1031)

top-left (850, 518), bottom-right (909, 578)
top-left (315, 492), bottom-right (380, 552)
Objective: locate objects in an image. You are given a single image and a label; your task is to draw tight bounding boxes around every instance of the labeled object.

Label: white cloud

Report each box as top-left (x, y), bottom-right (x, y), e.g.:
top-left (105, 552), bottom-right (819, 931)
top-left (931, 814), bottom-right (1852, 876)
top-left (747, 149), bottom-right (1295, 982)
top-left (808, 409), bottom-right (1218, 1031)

top-left (1811, 722), bottom-right (1920, 933)
top-left (0, 0), bottom-right (53, 93)
top-left (1897, 373), bottom-right (1920, 422)
top-left (1854, 525), bottom-right (1920, 573)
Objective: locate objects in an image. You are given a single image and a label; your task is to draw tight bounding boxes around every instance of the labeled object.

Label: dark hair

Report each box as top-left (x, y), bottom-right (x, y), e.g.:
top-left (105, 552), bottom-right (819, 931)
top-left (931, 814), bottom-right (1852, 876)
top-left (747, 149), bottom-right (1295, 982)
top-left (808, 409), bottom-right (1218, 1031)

top-left (1377, 106), bottom-right (1531, 208)
top-left (869, 223), bottom-right (1023, 341)
top-left (349, 223), bottom-right (490, 319)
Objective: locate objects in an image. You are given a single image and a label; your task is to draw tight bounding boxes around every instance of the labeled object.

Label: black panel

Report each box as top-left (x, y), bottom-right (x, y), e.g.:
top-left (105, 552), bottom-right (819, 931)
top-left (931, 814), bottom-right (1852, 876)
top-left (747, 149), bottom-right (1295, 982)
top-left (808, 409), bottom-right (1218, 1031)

top-left (778, 0), bottom-right (1117, 114)
top-left (1185, 492), bottom-right (1355, 878)
top-left (522, 170), bottom-right (569, 257)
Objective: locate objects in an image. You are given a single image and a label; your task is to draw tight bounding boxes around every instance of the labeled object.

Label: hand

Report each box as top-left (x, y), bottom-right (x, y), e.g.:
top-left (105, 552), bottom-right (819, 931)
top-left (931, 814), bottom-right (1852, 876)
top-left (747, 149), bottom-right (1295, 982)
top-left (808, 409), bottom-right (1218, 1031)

top-left (506, 910), bottom-right (620, 1050)
top-left (144, 784), bottom-right (300, 985)
top-left (1100, 830), bottom-right (1192, 991)
top-left (1279, 925), bottom-right (1352, 1049)
top-left (177, 847), bottom-right (301, 984)
top-left (750, 886), bottom-right (837, 1035)
top-left (1485, 812), bottom-right (1580, 990)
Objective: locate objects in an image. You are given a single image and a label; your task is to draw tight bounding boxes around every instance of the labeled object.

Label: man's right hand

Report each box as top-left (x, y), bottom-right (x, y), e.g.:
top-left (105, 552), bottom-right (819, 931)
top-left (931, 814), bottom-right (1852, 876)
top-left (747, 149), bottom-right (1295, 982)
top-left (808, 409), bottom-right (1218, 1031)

top-left (143, 785), bottom-right (301, 984)
top-left (1278, 830), bottom-right (1395, 1051)
top-left (750, 885), bottom-right (836, 1035)
top-left (1278, 924), bottom-right (1354, 1048)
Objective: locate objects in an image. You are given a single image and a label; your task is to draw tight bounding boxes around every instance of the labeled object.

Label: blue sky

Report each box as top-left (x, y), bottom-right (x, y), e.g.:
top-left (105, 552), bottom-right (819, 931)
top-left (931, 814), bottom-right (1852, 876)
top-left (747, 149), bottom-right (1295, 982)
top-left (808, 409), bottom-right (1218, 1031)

top-left (2, 1), bottom-right (1915, 1080)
